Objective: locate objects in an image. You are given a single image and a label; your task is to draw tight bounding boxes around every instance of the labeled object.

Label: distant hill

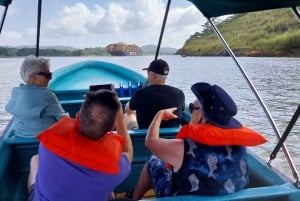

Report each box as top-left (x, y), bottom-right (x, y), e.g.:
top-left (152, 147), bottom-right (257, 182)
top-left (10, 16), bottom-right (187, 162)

top-left (0, 44), bottom-right (178, 57)
top-left (141, 45), bottom-right (177, 55)
top-left (180, 8), bottom-right (300, 57)
top-left (7, 45), bottom-right (78, 51)
top-left (41, 46), bottom-right (78, 50)
top-left (0, 46), bottom-right (107, 57)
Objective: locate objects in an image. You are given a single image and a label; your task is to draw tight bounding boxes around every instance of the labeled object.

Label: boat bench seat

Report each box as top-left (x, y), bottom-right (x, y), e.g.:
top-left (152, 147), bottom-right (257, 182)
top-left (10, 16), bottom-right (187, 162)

top-left (142, 182), bottom-right (299, 201)
top-left (0, 132), bottom-right (38, 201)
top-left (141, 150), bottom-right (299, 200)
top-left (60, 97), bottom-right (131, 118)
top-left (3, 134), bottom-right (39, 173)
top-left (0, 128), bottom-right (179, 199)
top-left (141, 150), bottom-right (299, 201)
top-left (54, 87), bottom-right (140, 117)
top-left (3, 127), bottom-right (178, 172)
top-left (2, 128), bottom-right (299, 201)
top-left (54, 86), bottom-right (141, 102)
top-left (115, 127), bottom-right (179, 193)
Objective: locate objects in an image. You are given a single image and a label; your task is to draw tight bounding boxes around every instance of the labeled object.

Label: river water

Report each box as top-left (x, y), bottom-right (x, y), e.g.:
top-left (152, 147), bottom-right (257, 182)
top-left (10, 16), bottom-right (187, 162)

top-left (0, 55), bottom-right (299, 180)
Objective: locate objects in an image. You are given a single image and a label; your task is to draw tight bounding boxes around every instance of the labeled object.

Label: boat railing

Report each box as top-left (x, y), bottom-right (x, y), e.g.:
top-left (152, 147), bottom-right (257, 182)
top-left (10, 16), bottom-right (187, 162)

top-left (54, 85), bottom-right (142, 118)
top-left (54, 85), bottom-right (142, 101)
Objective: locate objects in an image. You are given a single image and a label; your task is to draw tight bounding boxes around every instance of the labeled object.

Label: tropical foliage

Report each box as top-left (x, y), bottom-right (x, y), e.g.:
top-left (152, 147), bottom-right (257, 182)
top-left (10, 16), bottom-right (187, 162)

top-left (179, 8), bottom-right (300, 57)
top-left (0, 47), bottom-right (109, 57)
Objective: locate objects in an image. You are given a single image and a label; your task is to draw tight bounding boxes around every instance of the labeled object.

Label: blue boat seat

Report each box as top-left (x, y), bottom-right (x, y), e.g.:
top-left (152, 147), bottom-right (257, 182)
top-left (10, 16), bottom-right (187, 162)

top-left (54, 86), bottom-right (141, 102)
top-left (0, 127), bottom-right (179, 200)
top-left (2, 128), bottom-right (299, 201)
top-left (139, 148), bottom-right (300, 200)
top-left (142, 182), bottom-right (299, 201)
top-left (59, 97), bottom-right (131, 118)
top-left (115, 127), bottom-right (179, 193)
top-left (0, 131), bottom-right (38, 201)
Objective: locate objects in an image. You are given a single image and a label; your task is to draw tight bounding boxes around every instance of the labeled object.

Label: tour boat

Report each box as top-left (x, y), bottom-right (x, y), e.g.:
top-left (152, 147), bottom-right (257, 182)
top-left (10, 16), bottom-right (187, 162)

top-left (0, 0), bottom-right (299, 200)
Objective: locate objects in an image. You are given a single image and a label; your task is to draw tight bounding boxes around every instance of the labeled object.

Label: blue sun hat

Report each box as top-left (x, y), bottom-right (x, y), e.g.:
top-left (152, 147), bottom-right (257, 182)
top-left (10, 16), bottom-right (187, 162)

top-left (191, 82), bottom-right (242, 128)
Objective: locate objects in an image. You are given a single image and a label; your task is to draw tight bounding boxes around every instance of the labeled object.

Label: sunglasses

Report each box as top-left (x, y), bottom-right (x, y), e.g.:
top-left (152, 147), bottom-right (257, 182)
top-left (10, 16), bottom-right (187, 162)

top-left (35, 72), bottom-right (52, 79)
top-left (189, 103), bottom-right (200, 113)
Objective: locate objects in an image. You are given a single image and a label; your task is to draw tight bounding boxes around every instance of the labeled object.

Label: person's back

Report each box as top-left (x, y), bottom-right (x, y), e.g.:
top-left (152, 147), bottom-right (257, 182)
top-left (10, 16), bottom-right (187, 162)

top-left (27, 89), bottom-right (133, 201)
top-left (130, 84), bottom-right (185, 128)
top-left (35, 135), bottom-right (130, 201)
top-left (5, 55), bottom-right (67, 138)
top-left (126, 59), bottom-right (185, 129)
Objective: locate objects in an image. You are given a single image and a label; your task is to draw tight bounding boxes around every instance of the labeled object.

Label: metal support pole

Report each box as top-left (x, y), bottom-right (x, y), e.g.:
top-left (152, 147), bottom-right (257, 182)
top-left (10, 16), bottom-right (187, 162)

top-left (0, 5), bottom-right (8, 34)
top-left (155, 0), bottom-right (171, 60)
top-left (270, 105), bottom-right (300, 161)
top-left (36, 0), bottom-right (42, 57)
top-left (291, 7), bottom-right (300, 22)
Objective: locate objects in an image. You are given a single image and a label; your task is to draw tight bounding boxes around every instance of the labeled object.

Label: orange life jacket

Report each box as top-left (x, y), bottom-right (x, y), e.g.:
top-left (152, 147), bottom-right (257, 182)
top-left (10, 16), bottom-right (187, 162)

top-left (37, 117), bottom-right (125, 174)
top-left (176, 123), bottom-right (267, 146)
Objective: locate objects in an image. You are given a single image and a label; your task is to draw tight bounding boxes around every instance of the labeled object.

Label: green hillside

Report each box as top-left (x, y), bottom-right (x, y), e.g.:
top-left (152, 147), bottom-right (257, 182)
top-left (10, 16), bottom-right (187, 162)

top-left (180, 8), bottom-right (300, 57)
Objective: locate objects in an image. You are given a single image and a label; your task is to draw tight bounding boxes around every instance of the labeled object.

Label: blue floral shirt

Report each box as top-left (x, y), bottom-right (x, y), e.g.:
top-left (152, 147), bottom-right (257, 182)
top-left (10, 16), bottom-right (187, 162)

top-left (147, 138), bottom-right (249, 197)
top-left (172, 138), bottom-right (249, 195)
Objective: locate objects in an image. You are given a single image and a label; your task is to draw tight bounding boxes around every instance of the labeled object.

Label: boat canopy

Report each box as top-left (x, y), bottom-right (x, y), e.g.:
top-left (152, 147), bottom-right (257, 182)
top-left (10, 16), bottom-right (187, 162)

top-left (188, 0), bottom-right (300, 18)
top-left (0, 0), bottom-right (11, 6)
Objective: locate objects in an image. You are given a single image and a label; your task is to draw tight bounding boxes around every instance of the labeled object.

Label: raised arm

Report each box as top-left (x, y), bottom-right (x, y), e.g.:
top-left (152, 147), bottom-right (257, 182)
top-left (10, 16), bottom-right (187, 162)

top-left (115, 102), bottom-right (133, 163)
top-left (125, 101), bottom-right (135, 115)
top-left (145, 108), bottom-right (184, 171)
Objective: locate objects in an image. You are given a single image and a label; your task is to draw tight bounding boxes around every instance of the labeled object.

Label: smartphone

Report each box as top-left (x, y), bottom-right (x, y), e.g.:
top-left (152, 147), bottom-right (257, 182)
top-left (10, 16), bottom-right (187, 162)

top-left (89, 84), bottom-right (113, 91)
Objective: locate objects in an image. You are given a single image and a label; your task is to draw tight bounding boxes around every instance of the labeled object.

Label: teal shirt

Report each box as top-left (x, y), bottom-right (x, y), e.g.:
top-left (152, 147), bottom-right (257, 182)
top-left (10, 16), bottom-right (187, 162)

top-left (5, 84), bottom-right (68, 138)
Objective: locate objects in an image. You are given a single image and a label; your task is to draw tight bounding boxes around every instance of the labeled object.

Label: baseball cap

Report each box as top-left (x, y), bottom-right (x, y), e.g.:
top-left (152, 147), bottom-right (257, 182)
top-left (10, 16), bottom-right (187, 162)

top-left (142, 59), bottom-right (169, 75)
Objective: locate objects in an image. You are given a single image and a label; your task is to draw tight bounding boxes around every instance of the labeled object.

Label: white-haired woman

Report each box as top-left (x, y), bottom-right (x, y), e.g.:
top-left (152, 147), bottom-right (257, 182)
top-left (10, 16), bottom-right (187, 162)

top-left (5, 55), bottom-right (68, 138)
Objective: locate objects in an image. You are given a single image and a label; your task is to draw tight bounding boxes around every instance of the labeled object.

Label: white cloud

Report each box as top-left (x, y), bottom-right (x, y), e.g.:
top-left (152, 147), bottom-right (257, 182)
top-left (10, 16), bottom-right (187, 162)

top-left (1, 0), bottom-right (206, 49)
top-left (0, 31), bottom-right (23, 46)
top-left (169, 5), bottom-right (205, 27)
top-left (44, 3), bottom-right (105, 37)
top-left (160, 5), bottom-right (205, 47)
top-left (93, 3), bottom-right (130, 33)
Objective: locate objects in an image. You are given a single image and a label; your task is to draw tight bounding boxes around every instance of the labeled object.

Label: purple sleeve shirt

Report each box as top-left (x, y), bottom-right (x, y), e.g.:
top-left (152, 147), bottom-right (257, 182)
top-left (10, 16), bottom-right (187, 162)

top-left (33, 144), bottom-right (131, 201)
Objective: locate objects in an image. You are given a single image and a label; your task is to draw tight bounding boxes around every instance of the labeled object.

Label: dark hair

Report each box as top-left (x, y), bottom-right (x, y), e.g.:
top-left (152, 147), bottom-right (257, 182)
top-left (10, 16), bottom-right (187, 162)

top-left (79, 90), bottom-right (120, 140)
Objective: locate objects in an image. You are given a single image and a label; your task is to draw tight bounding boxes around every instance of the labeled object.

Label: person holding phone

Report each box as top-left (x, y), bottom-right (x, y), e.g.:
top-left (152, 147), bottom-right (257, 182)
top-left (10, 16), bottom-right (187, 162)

top-left (27, 89), bottom-right (133, 201)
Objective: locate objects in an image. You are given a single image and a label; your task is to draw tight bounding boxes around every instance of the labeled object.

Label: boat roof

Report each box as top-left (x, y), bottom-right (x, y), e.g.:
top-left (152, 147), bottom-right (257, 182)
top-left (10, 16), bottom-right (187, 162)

top-left (1, 0), bottom-right (299, 18)
top-left (188, 0), bottom-right (300, 18)
top-left (0, 0), bottom-right (11, 6)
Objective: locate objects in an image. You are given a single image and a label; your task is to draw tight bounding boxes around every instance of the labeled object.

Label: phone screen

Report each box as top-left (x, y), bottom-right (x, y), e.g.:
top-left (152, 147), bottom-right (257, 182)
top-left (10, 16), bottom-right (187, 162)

top-left (89, 84), bottom-right (112, 91)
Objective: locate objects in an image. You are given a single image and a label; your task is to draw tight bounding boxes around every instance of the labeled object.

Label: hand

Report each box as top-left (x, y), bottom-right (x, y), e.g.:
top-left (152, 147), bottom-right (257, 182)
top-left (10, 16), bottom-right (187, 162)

top-left (116, 101), bottom-right (124, 117)
top-left (110, 84), bottom-right (115, 91)
top-left (158, 107), bottom-right (178, 121)
top-left (75, 112), bottom-right (79, 119)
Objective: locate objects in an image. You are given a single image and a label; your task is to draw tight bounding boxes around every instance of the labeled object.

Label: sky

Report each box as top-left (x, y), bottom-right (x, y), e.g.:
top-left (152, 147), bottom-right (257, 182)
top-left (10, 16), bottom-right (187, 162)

top-left (0, 0), bottom-right (206, 49)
